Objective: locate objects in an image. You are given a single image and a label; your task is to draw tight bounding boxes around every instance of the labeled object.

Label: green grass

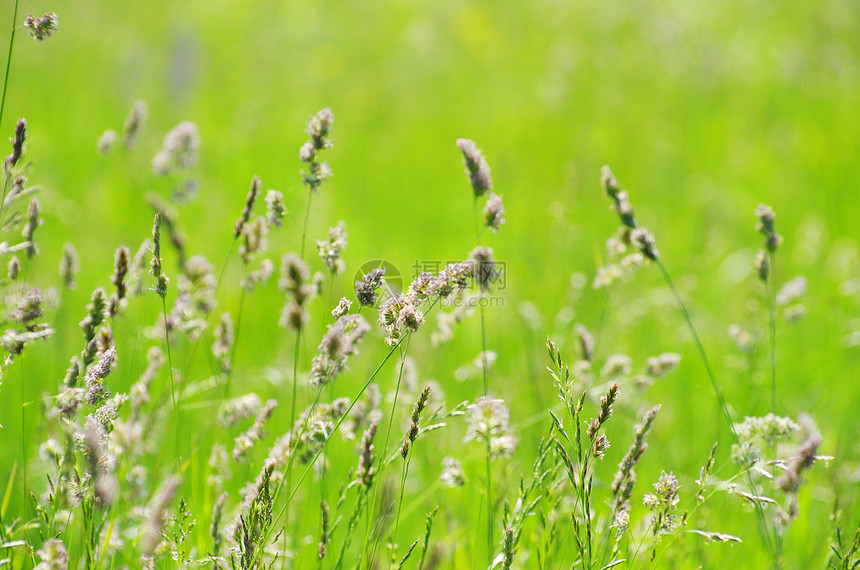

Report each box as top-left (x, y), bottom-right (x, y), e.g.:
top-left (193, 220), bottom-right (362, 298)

top-left (1, 0), bottom-right (859, 567)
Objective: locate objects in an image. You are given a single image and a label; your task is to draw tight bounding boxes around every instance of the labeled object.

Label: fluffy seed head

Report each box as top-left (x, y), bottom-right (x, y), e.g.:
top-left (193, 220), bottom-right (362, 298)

top-left (4, 118), bottom-right (26, 172)
top-left (97, 130), bottom-right (117, 156)
top-left (332, 297), bottom-right (352, 319)
top-left (601, 165), bottom-right (621, 198)
top-left (753, 250), bottom-right (769, 282)
top-left (317, 221), bottom-right (347, 274)
top-left (440, 457), bottom-right (465, 488)
top-left (630, 227), bottom-right (658, 260)
top-left (265, 190), bottom-right (287, 228)
top-left (469, 246), bottom-right (497, 292)
top-left (355, 267), bottom-right (386, 307)
top-left (483, 193), bottom-right (506, 233)
top-left (149, 213), bottom-right (169, 298)
top-left (234, 176), bottom-right (261, 238)
top-left (22, 198), bottom-right (41, 258)
top-left (153, 121), bottom-right (199, 175)
top-left (456, 138), bottom-right (493, 197)
top-left (7, 256), bottom-right (19, 280)
top-left (122, 100), bottom-right (147, 148)
top-left (24, 13), bottom-right (58, 41)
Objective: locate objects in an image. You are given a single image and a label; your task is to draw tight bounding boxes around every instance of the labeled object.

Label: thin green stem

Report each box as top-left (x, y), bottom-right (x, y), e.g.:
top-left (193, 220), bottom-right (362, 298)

top-left (176, 238), bottom-right (236, 398)
top-left (655, 258), bottom-right (777, 559)
top-left (286, 185), bottom-right (312, 564)
top-left (767, 253), bottom-right (781, 566)
top-left (768, 253), bottom-right (777, 414)
top-left (0, 0), bottom-right (20, 132)
top-left (389, 459), bottom-right (410, 570)
top-left (655, 259), bottom-right (734, 435)
top-left (224, 284), bottom-right (246, 397)
top-left (472, 196), bottom-right (480, 240)
top-left (484, 447), bottom-right (493, 561)
top-left (283, 324), bottom-right (302, 563)
top-left (474, 189), bottom-right (494, 561)
top-left (300, 190), bottom-right (314, 261)
top-left (19, 355), bottom-right (25, 510)
top-left (161, 297), bottom-right (181, 481)
top-left (364, 338), bottom-right (411, 566)
top-left (264, 341), bottom-right (402, 550)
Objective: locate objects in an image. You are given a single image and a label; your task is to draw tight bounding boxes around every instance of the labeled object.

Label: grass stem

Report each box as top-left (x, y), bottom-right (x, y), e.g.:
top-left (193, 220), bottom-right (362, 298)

top-left (364, 337), bottom-right (411, 566)
top-left (655, 258), bottom-right (734, 435)
top-left (161, 297), bottom-right (181, 483)
top-left (768, 253), bottom-right (777, 414)
top-left (0, 0), bottom-right (20, 132)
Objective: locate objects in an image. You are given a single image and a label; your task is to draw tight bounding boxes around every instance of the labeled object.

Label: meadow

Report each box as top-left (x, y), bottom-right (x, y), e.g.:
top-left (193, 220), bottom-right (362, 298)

top-left (0, 0), bottom-right (858, 567)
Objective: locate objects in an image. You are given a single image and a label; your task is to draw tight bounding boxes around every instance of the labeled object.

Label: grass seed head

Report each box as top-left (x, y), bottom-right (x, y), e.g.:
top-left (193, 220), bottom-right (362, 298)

top-left (4, 118), bottom-right (26, 172)
top-left (355, 267), bottom-right (386, 307)
top-left (456, 138), bottom-right (493, 197)
top-left (24, 13), bottom-right (58, 41)
top-left (122, 100), bottom-right (147, 148)
top-left (234, 176), bottom-right (261, 238)
top-left (484, 192), bottom-right (506, 233)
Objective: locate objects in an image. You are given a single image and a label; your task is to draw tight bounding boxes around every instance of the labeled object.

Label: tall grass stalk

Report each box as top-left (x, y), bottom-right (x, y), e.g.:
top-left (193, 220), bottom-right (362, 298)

top-left (0, 0), bottom-right (20, 132)
top-left (363, 337), bottom-right (411, 566)
top-left (300, 190), bottom-right (314, 261)
top-left (161, 297), bottom-right (181, 478)
top-left (175, 238), bottom-right (236, 395)
top-left (261, 337), bottom-right (407, 557)
top-left (473, 195), bottom-right (494, 561)
top-left (654, 259), bottom-right (733, 433)
top-left (767, 252), bottom-right (777, 414)
top-left (18, 356), bottom-right (25, 509)
top-left (389, 457), bottom-right (409, 569)
top-left (16, 259), bottom-right (29, 509)
top-left (283, 187), bottom-right (314, 563)
top-left (224, 285), bottom-right (245, 397)
top-left (264, 300), bottom-right (436, 561)
top-left (654, 258), bottom-right (777, 559)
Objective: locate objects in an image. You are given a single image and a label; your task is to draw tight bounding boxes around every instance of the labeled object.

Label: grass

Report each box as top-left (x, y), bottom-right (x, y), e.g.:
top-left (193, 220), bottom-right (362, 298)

top-left (0, 0), bottom-right (859, 567)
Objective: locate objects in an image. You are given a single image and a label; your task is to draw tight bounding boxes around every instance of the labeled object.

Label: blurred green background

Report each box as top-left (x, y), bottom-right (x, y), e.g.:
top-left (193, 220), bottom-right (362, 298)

top-left (1, 0), bottom-right (859, 566)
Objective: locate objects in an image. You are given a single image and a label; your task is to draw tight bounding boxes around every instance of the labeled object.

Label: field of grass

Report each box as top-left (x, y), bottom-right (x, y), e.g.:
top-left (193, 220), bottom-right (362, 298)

top-left (0, 0), bottom-right (858, 567)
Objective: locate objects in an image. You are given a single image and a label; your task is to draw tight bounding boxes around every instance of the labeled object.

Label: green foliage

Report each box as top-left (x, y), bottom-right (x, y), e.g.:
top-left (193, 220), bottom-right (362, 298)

top-left (0, 0), bottom-right (859, 567)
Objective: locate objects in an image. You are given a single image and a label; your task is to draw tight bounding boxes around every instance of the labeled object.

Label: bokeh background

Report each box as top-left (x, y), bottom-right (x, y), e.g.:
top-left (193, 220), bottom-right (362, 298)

top-left (1, 0), bottom-right (859, 566)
